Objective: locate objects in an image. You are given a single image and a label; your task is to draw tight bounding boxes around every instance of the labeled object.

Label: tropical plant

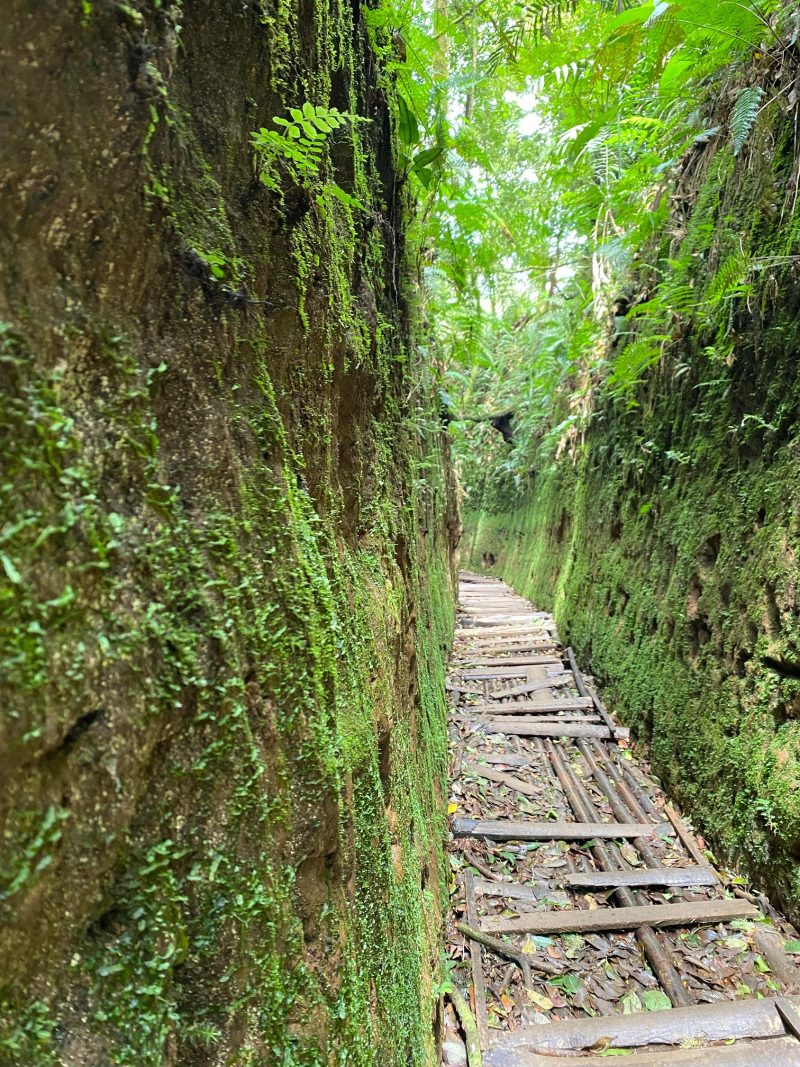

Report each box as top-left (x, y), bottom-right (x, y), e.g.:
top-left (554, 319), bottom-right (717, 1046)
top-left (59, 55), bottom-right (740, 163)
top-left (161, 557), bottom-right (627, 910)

top-left (379, 0), bottom-right (787, 499)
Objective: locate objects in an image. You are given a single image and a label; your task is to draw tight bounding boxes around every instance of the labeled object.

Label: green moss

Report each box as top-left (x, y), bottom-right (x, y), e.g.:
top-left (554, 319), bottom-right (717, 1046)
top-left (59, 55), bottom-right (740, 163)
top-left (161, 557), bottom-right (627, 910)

top-left (0, 0), bottom-right (455, 1060)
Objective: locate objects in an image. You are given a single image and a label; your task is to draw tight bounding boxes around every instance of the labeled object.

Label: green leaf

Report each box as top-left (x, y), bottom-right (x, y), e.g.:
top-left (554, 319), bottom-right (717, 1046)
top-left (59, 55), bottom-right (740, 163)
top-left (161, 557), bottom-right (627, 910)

top-left (641, 989), bottom-right (672, 1011)
top-left (397, 93), bottom-right (420, 147)
top-left (550, 973), bottom-right (581, 996)
top-left (621, 990), bottom-right (642, 1014)
top-left (522, 935), bottom-right (554, 951)
top-left (785, 940), bottom-right (800, 954)
top-left (411, 146), bottom-right (444, 172)
top-left (1, 552), bottom-right (22, 584)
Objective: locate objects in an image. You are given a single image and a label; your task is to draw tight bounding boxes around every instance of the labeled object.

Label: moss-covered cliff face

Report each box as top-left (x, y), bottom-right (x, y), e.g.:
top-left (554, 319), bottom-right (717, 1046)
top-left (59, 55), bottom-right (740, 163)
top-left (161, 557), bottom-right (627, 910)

top-left (465, 99), bottom-right (800, 922)
top-left (0, 2), bottom-right (457, 1063)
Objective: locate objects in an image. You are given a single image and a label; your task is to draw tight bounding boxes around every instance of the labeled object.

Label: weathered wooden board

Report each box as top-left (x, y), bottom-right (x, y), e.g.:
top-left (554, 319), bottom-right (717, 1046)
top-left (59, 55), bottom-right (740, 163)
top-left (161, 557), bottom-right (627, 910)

top-left (754, 926), bottom-right (800, 986)
top-left (473, 878), bottom-right (550, 901)
top-left (456, 625), bottom-right (555, 638)
top-left (462, 698), bottom-right (594, 714)
top-left (476, 720), bottom-right (629, 740)
top-left (472, 866), bottom-right (717, 897)
top-left (488, 995), bottom-right (800, 1054)
top-left (472, 753), bottom-right (539, 767)
top-left (452, 817), bottom-right (657, 841)
top-left (462, 658), bottom-right (563, 676)
top-left (564, 865), bottom-right (717, 889)
top-left (486, 1037), bottom-right (800, 1067)
top-left (482, 897), bottom-right (758, 935)
top-left (460, 642), bottom-right (560, 655)
top-left (460, 714), bottom-right (602, 727)
top-left (464, 870), bottom-right (489, 1047)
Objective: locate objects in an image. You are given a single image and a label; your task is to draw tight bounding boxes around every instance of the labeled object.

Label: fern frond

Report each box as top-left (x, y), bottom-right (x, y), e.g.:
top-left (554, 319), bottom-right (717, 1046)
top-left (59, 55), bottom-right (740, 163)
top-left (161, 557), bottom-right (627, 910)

top-left (609, 336), bottom-right (667, 392)
top-left (731, 86), bottom-right (764, 156)
top-left (704, 252), bottom-right (753, 306)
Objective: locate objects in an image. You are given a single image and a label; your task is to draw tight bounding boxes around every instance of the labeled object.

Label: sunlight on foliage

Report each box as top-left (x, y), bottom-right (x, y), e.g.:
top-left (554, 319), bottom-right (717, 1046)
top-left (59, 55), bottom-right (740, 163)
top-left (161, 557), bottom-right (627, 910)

top-left (384, 0), bottom-right (787, 505)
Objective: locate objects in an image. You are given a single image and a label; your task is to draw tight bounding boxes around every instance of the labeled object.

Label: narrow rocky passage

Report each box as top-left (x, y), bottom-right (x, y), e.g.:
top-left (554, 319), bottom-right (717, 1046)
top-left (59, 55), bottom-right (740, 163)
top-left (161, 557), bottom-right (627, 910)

top-left (442, 572), bottom-right (800, 1066)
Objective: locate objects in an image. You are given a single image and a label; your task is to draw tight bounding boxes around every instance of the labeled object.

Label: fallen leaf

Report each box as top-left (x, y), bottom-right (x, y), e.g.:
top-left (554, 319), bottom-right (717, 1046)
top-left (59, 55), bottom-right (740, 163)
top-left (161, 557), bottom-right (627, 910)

top-left (641, 989), bottom-right (672, 1011)
top-left (527, 989), bottom-right (554, 1011)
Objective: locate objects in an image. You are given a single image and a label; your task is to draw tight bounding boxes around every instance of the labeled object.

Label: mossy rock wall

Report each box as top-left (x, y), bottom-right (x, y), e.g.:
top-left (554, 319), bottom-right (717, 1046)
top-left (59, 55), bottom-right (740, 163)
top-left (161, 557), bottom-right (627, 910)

top-left (464, 103), bottom-right (800, 922)
top-left (0, 2), bottom-right (458, 1063)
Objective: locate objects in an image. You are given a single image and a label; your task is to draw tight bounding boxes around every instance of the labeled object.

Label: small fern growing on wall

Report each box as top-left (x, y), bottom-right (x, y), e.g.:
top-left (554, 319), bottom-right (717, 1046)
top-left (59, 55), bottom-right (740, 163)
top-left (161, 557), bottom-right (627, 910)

top-left (252, 103), bottom-right (365, 193)
top-left (731, 86), bottom-right (764, 156)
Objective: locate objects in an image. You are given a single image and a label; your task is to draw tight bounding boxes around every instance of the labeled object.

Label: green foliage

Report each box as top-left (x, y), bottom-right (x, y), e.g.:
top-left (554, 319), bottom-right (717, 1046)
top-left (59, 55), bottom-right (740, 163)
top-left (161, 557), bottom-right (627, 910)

top-left (252, 103), bottom-right (364, 189)
top-left (731, 86), bottom-right (765, 156)
top-left (382, 0), bottom-right (784, 500)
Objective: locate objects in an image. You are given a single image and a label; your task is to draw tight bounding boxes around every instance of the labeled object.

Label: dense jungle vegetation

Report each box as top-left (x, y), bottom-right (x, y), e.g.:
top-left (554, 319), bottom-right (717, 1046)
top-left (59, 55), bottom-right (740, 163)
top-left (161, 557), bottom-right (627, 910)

top-left (390, 0), bottom-right (797, 488)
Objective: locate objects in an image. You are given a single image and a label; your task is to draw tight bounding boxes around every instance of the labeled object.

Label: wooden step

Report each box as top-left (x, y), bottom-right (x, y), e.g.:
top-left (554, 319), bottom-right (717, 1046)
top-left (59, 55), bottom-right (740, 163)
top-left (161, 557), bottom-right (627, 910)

top-left (564, 864), bottom-right (717, 889)
top-left (472, 864), bottom-right (717, 896)
top-left (459, 641), bottom-right (560, 652)
top-left (452, 818), bottom-right (658, 841)
top-left (456, 624), bottom-right (556, 635)
top-left (461, 698), bottom-right (594, 714)
top-left (455, 714), bottom-right (602, 726)
top-left (488, 995), bottom-right (800, 1055)
top-left (462, 659), bottom-right (563, 677)
top-left (462, 655), bottom-right (565, 667)
top-left (482, 897), bottom-right (759, 935)
top-left (487, 1036), bottom-right (800, 1067)
top-left (473, 720), bottom-right (629, 740)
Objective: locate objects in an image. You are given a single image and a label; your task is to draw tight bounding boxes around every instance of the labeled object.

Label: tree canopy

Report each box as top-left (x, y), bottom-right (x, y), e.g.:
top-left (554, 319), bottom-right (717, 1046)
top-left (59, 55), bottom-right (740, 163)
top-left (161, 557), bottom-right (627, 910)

top-left (382, 0), bottom-right (794, 506)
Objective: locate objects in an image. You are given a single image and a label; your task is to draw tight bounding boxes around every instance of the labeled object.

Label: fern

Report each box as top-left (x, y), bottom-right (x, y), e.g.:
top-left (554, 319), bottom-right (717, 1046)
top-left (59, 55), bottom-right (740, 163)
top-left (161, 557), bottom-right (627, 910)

top-left (731, 86), bottom-right (764, 156)
top-left (609, 336), bottom-right (668, 394)
top-left (704, 252), bottom-right (753, 307)
top-left (252, 103), bottom-right (364, 190)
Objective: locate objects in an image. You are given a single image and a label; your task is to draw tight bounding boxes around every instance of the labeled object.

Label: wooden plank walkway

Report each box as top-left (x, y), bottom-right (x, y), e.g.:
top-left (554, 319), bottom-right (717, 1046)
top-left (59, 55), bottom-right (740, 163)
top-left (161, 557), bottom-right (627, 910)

top-left (442, 572), bottom-right (800, 1066)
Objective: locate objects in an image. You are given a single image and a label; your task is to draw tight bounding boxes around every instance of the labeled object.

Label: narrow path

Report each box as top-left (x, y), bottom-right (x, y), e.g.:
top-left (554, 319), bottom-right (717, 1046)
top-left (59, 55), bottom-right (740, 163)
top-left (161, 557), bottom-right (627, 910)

top-left (443, 572), bottom-right (800, 1066)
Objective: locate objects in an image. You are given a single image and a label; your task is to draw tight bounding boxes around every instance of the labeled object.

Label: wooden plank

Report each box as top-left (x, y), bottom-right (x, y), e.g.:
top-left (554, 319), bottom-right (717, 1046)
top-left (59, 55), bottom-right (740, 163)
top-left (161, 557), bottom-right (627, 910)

top-left (473, 878), bottom-right (550, 901)
top-left (475, 720), bottom-right (629, 740)
top-left (452, 818), bottom-right (657, 841)
top-left (460, 642), bottom-right (560, 654)
top-left (488, 994), bottom-right (800, 1054)
top-left (462, 698), bottom-right (594, 714)
top-left (462, 658), bottom-right (563, 676)
top-left (458, 621), bottom-right (554, 631)
top-left (463, 655), bottom-right (563, 667)
top-left (491, 675), bottom-right (572, 699)
top-left (457, 714), bottom-right (602, 726)
top-left (482, 897), bottom-right (759, 935)
top-left (460, 600), bottom-right (531, 608)
top-left (486, 1037), bottom-right (800, 1067)
top-left (564, 865), bottom-right (717, 889)
top-left (472, 754), bottom-right (540, 767)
